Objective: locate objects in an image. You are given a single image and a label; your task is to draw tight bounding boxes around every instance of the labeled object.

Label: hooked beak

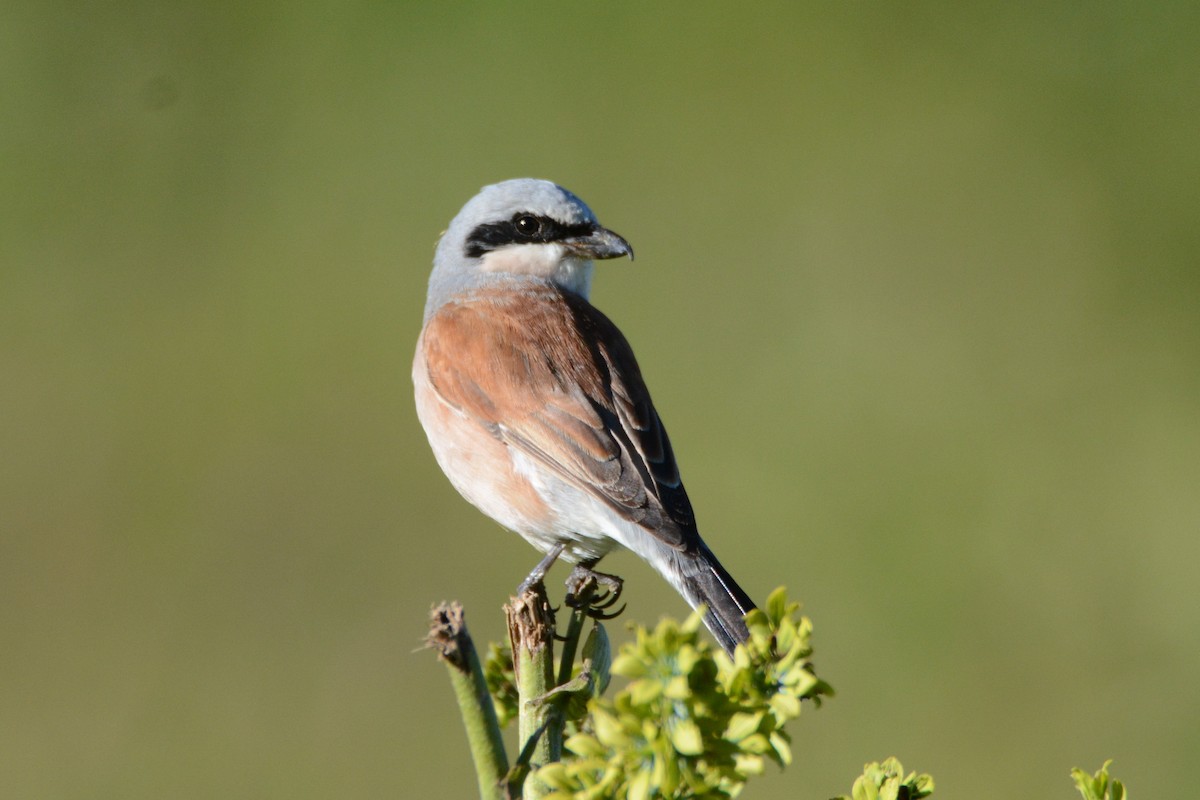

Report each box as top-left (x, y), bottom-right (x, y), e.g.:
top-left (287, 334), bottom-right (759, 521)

top-left (563, 225), bottom-right (634, 262)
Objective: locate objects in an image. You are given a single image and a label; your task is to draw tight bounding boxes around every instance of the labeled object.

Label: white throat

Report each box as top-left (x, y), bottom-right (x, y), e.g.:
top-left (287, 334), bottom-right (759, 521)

top-left (478, 243), bottom-right (594, 299)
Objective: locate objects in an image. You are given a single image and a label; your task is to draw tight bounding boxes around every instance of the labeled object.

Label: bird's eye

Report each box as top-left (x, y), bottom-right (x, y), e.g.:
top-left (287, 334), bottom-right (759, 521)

top-left (514, 215), bottom-right (542, 237)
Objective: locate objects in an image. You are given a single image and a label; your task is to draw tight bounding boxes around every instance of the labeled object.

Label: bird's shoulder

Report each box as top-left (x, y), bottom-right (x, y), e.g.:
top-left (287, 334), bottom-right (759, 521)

top-left (421, 283), bottom-right (641, 401)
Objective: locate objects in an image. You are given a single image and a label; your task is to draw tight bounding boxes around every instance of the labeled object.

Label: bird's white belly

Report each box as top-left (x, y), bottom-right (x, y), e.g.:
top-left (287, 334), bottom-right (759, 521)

top-left (507, 449), bottom-right (620, 562)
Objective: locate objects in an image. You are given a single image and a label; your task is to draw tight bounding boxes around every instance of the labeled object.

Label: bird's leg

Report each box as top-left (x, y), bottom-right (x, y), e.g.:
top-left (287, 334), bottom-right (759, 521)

top-left (565, 561), bottom-right (625, 620)
top-left (516, 543), bottom-right (565, 596)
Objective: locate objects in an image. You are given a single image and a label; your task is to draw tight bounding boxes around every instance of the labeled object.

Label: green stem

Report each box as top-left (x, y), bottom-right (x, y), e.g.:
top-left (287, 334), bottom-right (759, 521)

top-left (556, 585), bottom-right (594, 688)
top-left (507, 584), bottom-right (559, 799)
top-left (428, 603), bottom-right (508, 800)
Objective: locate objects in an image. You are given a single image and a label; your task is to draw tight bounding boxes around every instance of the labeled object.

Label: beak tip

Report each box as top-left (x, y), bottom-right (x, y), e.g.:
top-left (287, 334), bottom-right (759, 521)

top-left (610, 229), bottom-right (634, 262)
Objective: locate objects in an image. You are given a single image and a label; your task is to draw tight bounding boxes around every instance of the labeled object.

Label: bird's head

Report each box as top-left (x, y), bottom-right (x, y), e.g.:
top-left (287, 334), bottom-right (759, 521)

top-left (428, 179), bottom-right (633, 315)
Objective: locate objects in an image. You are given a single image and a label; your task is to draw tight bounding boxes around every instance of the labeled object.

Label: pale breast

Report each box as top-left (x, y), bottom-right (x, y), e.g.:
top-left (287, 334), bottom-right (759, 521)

top-left (414, 331), bottom-right (618, 564)
top-left (414, 338), bottom-right (543, 529)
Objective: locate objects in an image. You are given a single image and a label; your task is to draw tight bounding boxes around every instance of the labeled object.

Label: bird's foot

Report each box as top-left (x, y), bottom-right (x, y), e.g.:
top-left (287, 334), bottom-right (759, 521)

top-left (516, 543), bottom-right (565, 596)
top-left (565, 564), bottom-right (625, 620)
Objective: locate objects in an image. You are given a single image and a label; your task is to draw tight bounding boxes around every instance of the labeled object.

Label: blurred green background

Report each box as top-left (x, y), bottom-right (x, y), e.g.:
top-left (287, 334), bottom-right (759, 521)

top-left (3, 2), bottom-right (1198, 797)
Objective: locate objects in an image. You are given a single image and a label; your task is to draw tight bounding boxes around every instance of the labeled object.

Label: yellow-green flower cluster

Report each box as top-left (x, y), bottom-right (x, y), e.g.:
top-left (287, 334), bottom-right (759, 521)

top-left (834, 758), bottom-right (934, 800)
top-left (537, 587), bottom-right (831, 800)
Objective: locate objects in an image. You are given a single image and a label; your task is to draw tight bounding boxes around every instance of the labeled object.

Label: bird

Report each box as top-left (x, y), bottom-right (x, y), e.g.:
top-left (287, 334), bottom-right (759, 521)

top-left (412, 178), bottom-right (756, 655)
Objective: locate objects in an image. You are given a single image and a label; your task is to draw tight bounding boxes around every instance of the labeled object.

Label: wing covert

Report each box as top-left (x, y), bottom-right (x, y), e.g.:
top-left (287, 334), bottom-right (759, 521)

top-left (420, 285), bottom-right (699, 549)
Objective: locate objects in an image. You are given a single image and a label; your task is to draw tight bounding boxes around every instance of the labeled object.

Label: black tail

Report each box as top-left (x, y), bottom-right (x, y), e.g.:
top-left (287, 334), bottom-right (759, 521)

top-left (678, 545), bottom-right (756, 656)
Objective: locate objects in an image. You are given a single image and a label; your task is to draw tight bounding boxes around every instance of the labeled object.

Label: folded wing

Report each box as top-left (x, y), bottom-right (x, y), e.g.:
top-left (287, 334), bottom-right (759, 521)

top-left (420, 285), bottom-right (699, 551)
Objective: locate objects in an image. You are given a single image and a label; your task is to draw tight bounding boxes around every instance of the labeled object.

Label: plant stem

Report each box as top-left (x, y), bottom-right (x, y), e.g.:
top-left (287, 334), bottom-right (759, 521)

top-left (507, 584), bottom-right (559, 799)
top-left (428, 603), bottom-right (508, 800)
top-left (556, 584), bottom-right (595, 688)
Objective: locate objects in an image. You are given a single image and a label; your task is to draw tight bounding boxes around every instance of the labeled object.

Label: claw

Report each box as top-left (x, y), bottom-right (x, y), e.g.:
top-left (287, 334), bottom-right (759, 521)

top-left (564, 564), bottom-right (625, 621)
top-left (587, 602), bottom-right (626, 621)
top-left (590, 589), bottom-right (622, 611)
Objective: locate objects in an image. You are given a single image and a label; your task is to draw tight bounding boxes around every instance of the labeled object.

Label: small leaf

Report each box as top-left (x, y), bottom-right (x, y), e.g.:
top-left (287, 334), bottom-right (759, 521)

top-left (627, 768), bottom-right (652, 800)
top-left (766, 586), bottom-right (789, 625)
top-left (670, 718), bottom-right (704, 755)
top-left (675, 644), bottom-right (699, 675)
top-left (739, 733), bottom-right (771, 754)
top-left (592, 708), bottom-right (631, 748)
top-left (591, 765), bottom-right (623, 797)
top-left (610, 653), bottom-right (648, 678)
top-left (769, 730), bottom-right (792, 765)
top-left (734, 752), bottom-right (765, 776)
top-left (1071, 760), bottom-right (1124, 800)
top-left (1070, 768), bottom-right (1092, 797)
top-left (769, 691), bottom-right (802, 721)
top-left (564, 733), bottom-right (606, 758)
top-left (656, 741), bottom-right (681, 794)
top-left (565, 756), bottom-right (608, 777)
top-left (582, 623), bottom-right (612, 696)
top-left (663, 675), bottom-right (690, 699)
top-left (724, 711), bottom-right (764, 742)
top-left (743, 607), bottom-right (769, 629)
top-left (536, 763), bottom-right (570, 789)
top-left (783, 666), bottom-right (820, 696)
top-left (852, 774), bottom-right (879, 800)
top-left (627, 678), bottom-right (662, 706)
top-left (643, 718), bottom-right (662, 743)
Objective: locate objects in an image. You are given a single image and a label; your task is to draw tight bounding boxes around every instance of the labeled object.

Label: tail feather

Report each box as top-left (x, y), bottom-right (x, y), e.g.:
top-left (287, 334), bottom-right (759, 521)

top-left (678, 545), bottom-right (756, 656)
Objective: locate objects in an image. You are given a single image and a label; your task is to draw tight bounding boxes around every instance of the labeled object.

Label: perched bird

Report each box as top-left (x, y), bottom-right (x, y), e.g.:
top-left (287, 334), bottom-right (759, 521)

top-left (413, 179), bottom-right (756, 655)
